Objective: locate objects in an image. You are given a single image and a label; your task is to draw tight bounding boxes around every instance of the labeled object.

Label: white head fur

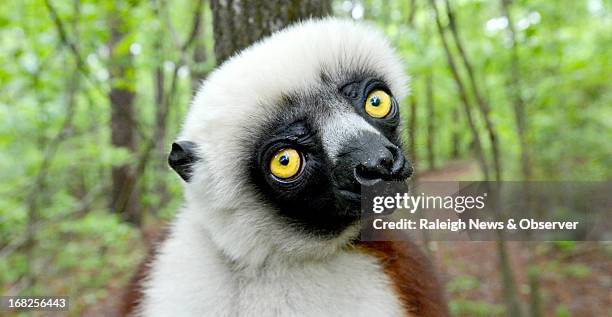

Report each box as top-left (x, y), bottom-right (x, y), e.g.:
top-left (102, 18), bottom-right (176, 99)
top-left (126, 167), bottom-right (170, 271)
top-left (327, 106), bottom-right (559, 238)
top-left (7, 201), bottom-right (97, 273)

top-left (175, 18), bottom-right (408, 268)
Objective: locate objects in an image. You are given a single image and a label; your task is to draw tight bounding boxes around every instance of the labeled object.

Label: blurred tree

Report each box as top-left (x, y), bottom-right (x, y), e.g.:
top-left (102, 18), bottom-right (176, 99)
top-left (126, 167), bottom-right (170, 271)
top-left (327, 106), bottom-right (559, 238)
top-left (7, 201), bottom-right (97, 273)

top-left (429, 0), bottom-right (490, 179)
top-left (429, 2), bottom-right (522, 316)
top-left (191, 4), bottom-right (209, 92)
top-left (406, 0), bottom-right (418, 166)
top-left (108, 2), bottom-right (140, 224)
top-left (444, 0), bottom-right (501, 181)
top-left (149, 0), bottom-right (206, 216)
top-left (450, 107), bottom-right (461, 159)
top-left (501, 0), bottom-right (531, 180)
top-left (209, 0), bottom-right (332, 64)
top-left (426, 72), bottom-right (436, 170)
top-left (151, 0), bottom-right (169, 215)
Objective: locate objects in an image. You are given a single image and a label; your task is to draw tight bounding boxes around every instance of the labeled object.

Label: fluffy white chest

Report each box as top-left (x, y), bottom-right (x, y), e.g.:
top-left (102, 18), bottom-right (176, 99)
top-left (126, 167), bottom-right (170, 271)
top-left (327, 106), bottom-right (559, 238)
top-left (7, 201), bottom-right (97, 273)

top-left (233, 252), bottom-right (404, 317)
top-left (139, 219), bottom-right (405, 317)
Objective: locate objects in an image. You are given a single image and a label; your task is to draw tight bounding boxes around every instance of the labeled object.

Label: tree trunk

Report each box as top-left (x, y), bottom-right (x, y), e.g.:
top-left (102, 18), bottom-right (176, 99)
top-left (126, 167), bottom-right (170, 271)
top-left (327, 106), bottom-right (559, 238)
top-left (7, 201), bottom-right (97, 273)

top-left (108, 13), bottom-right (140, 225)
top-left (425, 73), bottom-right (435, 170)
top-left (152, 33), bottom-right (167, 216)
top-left (450, 107), bottom-right (461, 159)
top-left (528, 267), bottom-right (543, 317)
top-left (407, 0), bottom-right (417, 27)
top-left (496, 232), bottom-right (523, 317)
top-left (444, 0), bottom-right (502, 181)
top-left (191, 4), bottom-right (208, 92)
top-left (499, 4), bottom-right (540, 317)
top-left (209, 0), bottom-right (332, 64)
top-left (430, 2), bottom-right (522, 316)
top-left (406, 0), bottom-right (418, 169)
top-left (429, 0), bottom-right (489, 180)
top-left (501, 0), bottom-right (530, 180)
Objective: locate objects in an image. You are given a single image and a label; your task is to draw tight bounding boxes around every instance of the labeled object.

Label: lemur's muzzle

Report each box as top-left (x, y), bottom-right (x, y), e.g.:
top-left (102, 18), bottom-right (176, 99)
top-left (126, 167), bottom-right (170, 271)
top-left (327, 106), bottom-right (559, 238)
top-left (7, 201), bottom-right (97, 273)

top-left (333, 132), bottom-right (413, 194)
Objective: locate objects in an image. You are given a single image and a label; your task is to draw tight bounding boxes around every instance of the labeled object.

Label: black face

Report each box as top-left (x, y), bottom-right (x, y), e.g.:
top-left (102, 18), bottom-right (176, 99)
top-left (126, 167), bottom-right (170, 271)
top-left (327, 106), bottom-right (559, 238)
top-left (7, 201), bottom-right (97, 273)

top-left (245, 77), bottom-right (413, 237)
top-left (249, 118), bottom-right (345, 235)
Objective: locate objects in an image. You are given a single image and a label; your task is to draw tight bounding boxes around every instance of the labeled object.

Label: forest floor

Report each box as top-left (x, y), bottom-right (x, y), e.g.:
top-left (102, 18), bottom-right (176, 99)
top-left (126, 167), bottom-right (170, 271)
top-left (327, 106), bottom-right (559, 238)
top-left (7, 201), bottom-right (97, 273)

top-left (83, 161), bottom-right (611, 317)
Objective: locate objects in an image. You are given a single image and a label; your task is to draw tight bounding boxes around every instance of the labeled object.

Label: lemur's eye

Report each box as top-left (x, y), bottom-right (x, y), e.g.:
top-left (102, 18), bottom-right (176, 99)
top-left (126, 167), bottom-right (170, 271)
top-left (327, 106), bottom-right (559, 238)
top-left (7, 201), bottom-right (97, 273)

top-left (269, 148), bottom-right (302, 180)
top-left (365, 90), bottom-right (392, 118)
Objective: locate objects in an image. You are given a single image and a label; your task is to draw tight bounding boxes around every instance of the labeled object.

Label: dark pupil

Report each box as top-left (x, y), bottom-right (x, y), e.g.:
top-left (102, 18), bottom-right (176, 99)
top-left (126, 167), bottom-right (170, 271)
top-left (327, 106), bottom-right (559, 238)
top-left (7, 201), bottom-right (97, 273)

top-left (370, 95), bottom-right (381, 107)
top-left (279, 155), bottom-right (290, 166)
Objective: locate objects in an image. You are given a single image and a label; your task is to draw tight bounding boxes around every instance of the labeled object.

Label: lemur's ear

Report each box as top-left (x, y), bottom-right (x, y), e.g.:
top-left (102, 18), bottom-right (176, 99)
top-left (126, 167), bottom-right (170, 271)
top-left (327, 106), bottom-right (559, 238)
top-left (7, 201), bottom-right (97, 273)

top-left (168, 141), bottom-right (199, 182)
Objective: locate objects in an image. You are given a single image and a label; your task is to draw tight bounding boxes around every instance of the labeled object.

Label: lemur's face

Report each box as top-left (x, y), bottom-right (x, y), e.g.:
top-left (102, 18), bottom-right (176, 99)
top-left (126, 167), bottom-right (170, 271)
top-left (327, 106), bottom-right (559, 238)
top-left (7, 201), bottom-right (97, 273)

top-left (246, 75), bottom-right (412, 236)
top-left (171, 19), bottom-right (411, 242)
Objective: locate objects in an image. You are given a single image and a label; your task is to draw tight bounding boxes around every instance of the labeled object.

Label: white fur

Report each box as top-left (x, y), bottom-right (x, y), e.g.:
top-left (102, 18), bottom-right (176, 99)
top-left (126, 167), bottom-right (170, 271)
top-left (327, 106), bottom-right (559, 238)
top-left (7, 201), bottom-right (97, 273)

top-left (139, 18), bottom-right (410, 316)
top-left (320, 110), bottom-right (381, 162)
top-left (138, 209), bottom-right (405, 317)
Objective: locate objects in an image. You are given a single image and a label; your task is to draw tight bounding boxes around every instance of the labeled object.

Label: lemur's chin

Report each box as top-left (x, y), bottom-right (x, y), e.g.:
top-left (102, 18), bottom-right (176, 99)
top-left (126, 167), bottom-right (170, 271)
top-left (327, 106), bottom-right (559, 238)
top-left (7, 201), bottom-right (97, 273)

top-left (335, 188), bottom-right (362, 204)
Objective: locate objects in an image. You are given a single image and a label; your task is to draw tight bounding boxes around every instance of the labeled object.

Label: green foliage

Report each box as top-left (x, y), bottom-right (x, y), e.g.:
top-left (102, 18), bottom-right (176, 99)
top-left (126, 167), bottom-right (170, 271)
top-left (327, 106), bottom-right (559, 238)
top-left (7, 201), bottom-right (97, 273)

top-left (555, 304), bottom-right (572, 317)
top-left (0, 0), bottom-right (214, 314)
top-left (554, 240), bottom-right (577, 252)
top-left (449, 299), bottom-right (505, 316)
top-left (562, 263), bottom-right (592, 278)
top-left (446, 275), bottom-right (480, 293)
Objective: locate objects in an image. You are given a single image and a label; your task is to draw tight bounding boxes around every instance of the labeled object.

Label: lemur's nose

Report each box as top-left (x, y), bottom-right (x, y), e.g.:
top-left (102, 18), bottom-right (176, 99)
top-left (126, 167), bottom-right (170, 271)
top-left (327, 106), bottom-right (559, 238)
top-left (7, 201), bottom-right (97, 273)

top-left (353, 142), bottom-right (412, 185)
top-left (333, 131), bottom-right (413, 191)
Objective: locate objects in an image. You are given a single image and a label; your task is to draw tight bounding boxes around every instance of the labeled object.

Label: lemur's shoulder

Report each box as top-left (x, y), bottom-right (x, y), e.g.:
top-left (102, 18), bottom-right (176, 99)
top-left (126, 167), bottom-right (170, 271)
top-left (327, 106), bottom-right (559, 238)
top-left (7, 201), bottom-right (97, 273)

top-left (119, 228), bottom-right (168, 317)
top-left (357, 235), bottom-right (449, 317)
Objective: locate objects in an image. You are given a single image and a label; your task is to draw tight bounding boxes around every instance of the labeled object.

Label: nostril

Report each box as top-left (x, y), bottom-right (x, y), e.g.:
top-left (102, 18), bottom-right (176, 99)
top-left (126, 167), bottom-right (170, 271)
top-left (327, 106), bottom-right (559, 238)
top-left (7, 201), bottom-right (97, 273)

top-left (354, 164), bottom-right (384, 186)
top-left (380, 155), bottom-right (393, 170)
top-left (387, 145), bottom-right (401, 161)
top-left (387, 145), bottom-right (413, 180)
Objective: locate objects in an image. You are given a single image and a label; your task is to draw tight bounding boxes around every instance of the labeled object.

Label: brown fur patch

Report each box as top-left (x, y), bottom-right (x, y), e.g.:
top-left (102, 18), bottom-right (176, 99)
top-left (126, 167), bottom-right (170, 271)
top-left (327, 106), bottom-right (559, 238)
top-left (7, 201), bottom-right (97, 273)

top-left (357, 237), bottom-right (449, 317)
top-left (119, 227), bottom-right (168, 316)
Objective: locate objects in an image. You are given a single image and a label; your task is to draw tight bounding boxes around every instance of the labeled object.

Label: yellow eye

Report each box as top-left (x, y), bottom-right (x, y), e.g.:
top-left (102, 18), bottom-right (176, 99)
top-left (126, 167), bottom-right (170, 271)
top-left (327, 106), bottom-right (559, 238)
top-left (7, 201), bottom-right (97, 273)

top-left (365, 90), bottom-right (392, 118)
top-left (269, 148), bottom-right (302, 180)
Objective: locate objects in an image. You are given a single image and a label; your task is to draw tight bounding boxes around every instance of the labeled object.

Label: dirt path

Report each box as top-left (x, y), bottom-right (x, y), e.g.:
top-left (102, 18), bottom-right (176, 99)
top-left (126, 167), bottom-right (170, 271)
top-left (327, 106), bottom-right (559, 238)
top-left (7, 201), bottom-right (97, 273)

top-left (417, 160), bottom-right (480, 181)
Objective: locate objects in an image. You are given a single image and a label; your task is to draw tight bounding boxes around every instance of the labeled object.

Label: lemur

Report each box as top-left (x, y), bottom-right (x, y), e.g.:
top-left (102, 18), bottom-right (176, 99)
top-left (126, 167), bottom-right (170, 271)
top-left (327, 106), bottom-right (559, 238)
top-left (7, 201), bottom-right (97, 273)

top-left (122, 18), bottom-right (448, 317)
